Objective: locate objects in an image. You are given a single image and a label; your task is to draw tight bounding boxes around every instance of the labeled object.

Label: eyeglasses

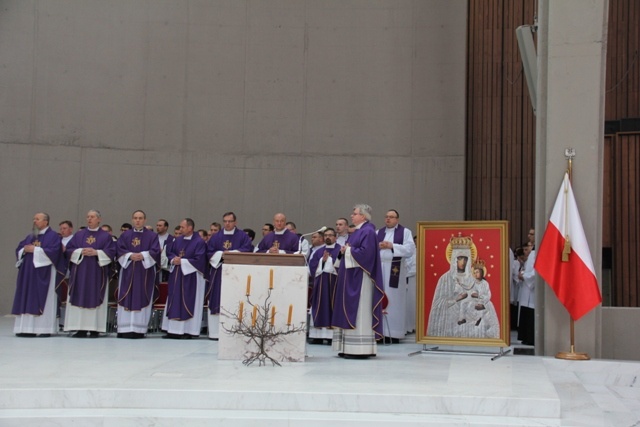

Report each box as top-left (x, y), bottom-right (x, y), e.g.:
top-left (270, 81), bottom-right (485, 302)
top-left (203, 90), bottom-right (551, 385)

top-left (384, 215), bottom-right (398, 219)
top-left (324, 233), bottom-right (336, 237)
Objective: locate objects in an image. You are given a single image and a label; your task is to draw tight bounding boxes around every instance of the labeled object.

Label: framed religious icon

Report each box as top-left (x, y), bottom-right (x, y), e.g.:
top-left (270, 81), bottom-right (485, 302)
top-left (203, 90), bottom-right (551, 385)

top-left (416, 221), bottom-right (510, 347)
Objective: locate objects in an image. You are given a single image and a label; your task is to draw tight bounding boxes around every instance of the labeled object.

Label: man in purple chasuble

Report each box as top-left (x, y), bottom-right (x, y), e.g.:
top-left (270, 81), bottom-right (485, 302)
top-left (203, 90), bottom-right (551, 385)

top-left (308, 228), bottom-right (341, 344)
top-left (116, 210), bottom-right (161, 339)
top-left (205, 212), bottom-right (253, 339)
top-left (64, 210), bottom-right (116, 338)
top-left (162, 218), bottom-right (207, 339)
top-left (255, 213), bottom-right (300, 254)
top-left (377, 209), bottom-right (415, 343)
top-left (12, 212), bottom-right (64, 337)
top-left (331, 204), bottom-right (384, 359)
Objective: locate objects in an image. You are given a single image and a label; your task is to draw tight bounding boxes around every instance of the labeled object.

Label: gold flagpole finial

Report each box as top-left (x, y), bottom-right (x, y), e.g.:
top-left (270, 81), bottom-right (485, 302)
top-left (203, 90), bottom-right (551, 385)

top-left (564, 148), bottom-right (575, 181)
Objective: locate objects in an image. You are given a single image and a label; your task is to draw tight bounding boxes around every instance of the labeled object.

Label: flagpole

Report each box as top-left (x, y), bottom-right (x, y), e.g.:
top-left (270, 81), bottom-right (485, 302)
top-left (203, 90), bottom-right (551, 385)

top-left (556, 148), bottom-right (590, 361)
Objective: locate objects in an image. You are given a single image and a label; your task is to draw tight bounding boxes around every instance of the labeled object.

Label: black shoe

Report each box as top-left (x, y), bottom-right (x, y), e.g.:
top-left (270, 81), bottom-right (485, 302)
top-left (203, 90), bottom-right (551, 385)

top-left (309, 338), bottom-right (323, 345)
top-left (88, 331), bottom-right (100, 338)
top-left (118, 332), bottom-right (143, 339)
top-left (37, 334), bottom-right (51, 338)
top-left (208, 337), bottom-right (219, 341)
top-left (163, 333), bottom-right (184, 340)
top-left (324, 339), bottom-right (332, 345)
top-left (72, 331), bottom-right (88, 338)
top-left (15, 333), bottom-right (36, 338)
top-left (342, 354), bottom-right (372, 360)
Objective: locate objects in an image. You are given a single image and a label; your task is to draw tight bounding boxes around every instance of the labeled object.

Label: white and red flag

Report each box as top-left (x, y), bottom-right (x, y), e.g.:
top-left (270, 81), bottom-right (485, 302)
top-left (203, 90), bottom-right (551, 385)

top-left (534, 172), bottom-right (602, 321)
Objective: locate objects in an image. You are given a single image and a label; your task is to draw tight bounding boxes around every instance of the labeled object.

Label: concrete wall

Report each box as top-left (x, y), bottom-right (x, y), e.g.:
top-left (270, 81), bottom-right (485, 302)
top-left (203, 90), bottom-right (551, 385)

top-left (0, 0), bottom-right (467, 314)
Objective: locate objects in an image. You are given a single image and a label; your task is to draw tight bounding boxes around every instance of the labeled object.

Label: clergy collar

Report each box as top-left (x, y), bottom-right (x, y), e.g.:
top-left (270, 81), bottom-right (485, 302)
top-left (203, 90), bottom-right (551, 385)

top-left (355, 221), bottom-right (366, 230)
top-left (134, 228), bottom-right (144, 233)
top-left (274, 229), bottom-right (287, 235)
top-left (183, 234), bottom-right (193, 240)
top-left (38, 226), bottom-right (49, 235)
top-left (325, 243), bottom-right (336, 248)
top-left (223, 228), bottom-right (236, 235)
top-left (88, 227), bottom-right (100, 232)
top-left (386, 225), bottom-right (398, 231)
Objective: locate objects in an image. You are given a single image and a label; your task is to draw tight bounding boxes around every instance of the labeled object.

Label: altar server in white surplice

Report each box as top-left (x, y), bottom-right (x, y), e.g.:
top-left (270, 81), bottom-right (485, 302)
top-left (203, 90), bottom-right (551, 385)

top-left (377, 209), bottom-right (415, 343)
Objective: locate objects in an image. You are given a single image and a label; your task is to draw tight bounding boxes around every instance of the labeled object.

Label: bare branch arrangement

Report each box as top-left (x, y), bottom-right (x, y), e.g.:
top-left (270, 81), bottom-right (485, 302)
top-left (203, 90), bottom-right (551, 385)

top-left (221, 272), bottom-right (306, 366)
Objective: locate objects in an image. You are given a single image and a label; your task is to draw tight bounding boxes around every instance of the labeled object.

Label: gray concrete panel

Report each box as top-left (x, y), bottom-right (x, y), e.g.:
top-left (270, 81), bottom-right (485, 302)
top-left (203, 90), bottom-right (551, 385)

top-left (0, 0), bottom-right (467, 315)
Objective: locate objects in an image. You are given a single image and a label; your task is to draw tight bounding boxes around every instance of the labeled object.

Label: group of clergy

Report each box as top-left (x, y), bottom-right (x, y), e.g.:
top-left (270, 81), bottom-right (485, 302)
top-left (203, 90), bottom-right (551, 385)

top-left (11, 205), bottom-right (416, 359)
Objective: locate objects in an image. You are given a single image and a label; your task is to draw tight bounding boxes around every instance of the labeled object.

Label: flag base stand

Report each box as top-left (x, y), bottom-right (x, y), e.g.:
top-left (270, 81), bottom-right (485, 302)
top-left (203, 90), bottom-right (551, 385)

top-left (555, 345), bottom-right (590, 360)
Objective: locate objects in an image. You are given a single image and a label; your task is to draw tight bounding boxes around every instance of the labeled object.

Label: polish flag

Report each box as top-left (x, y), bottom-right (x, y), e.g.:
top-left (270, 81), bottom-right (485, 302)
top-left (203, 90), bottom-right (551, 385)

top-left (534, 172), bottom-right (602, 321)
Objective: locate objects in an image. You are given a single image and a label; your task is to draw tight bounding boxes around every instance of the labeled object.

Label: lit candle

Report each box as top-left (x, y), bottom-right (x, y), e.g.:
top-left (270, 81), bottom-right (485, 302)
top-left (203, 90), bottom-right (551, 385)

top-left (238, 301), bottom-right (244, 323)
top-left (252, 305), bottom-right (258, 327)
top-left (269, 269), bottom-right (274, 289)
top-left (246, 275), bottom-right (251, 296)
top-left (270, 306), bottom-right (276, 326)
top-left (287, 304), bottom-right (293, 325)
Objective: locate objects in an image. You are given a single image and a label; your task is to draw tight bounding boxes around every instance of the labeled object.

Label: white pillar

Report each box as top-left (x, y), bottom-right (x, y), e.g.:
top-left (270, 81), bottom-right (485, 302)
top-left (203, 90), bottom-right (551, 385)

top-left (535, 0), bottom-right (608, 357)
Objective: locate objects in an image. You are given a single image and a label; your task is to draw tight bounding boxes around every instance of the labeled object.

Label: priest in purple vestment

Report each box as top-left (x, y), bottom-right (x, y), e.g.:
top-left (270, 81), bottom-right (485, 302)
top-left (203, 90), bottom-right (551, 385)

top-left (116, 210), bottom-right (161, 338)
top-left (12, 212), bottom-right (65, 337)
top-left (162, 218), bottom-right (207, 339)
top-left (256, 213), bottom-right (300, 254)
top-left (64, 209), bottom-right (116, 338)
top-left (308, 228), bottom-right (341, 344)
top-left (205, 212), bottom-right (254, 339)
top-left (331, 204), bottom-right (384, 359)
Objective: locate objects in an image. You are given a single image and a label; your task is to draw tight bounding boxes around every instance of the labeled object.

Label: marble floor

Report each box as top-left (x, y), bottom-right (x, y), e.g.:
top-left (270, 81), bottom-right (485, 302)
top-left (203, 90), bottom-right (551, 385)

top-left (0, 316), bottom-right (639, 426)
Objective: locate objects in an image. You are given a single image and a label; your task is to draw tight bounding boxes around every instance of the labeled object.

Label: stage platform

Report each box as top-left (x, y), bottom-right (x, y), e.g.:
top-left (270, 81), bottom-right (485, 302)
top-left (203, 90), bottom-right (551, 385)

top-left (0, 316), bottom-right (639, 426)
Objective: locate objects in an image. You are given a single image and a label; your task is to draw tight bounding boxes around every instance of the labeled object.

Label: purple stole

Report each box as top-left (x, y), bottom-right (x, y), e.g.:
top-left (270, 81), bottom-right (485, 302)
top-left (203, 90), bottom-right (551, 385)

top-left (116, 229), bottom-right (161, 311)
top-left (377, 225), bottom-right (406, 289)
top-left (205, 229), bottom-right (253, 314)
top-left (256, 229), bottom-right (300, 254)
top-left (11, 228), bottom-right (64, 315)
top-left (309, 244), bottom-right (341, 327)
top-left (166, 234), bottom-right (206, 321)
top-left (331, 222), bottom-right (384, 338)
top-left (66, 229), bottom-right (116, 309)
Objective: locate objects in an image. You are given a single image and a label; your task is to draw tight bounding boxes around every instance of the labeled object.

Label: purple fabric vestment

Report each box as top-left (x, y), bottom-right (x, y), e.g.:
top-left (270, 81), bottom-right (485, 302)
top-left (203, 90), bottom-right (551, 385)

top-left (166, 234), bottom-right (206, 321)
top-left (66, 229), bottom-right (116, 309)
top-left (309, 244), bottom-right (341, 328)
top-left (256, 229), bottom-right (300, 254)
top-left (205, 228), bottom-right (253, 314)
top-left (116, 229), bottom-right (161, 311)
top-left (331, 221), bottom-right (385, 338)
top-left (11, 228), bottom-right (64, 315)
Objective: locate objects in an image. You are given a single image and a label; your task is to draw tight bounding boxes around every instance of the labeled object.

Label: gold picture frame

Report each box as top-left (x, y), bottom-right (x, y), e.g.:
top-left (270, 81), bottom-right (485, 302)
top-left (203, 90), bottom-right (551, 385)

top-left (416, 221), bottom-right (510, 347)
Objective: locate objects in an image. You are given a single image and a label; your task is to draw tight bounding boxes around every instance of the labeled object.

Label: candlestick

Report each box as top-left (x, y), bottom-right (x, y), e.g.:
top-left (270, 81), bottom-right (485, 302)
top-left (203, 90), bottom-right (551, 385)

top-left (287, 304), bottom-right (293, 325)
top-left (270, 306), bottom-right (276, 326)
top-left (269, 269), bottom-right (274, 289)
top-left (246, 275), bottom-right (251, 296)
top-left (252, 305), bottom-right (258, 327)
top-left (238, 301), bottom-right (244, 323)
